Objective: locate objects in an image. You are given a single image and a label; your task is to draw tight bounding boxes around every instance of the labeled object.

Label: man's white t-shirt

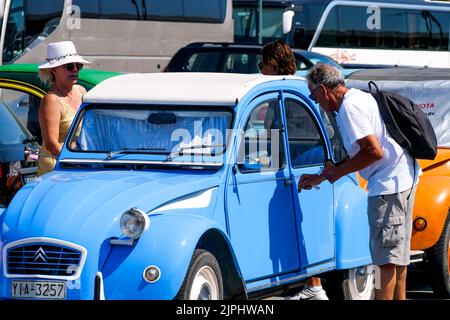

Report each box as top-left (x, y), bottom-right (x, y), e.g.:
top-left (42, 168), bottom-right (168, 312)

top-left (335, 88), bottom-right (421, 196)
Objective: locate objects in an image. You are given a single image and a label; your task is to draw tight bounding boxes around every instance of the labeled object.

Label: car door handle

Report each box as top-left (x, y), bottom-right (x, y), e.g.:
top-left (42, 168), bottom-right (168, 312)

top-left (284, 177), bottom-right (294, 186)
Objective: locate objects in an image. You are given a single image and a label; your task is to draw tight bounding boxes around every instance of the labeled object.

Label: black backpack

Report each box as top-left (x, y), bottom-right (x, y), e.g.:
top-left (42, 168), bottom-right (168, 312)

top-left (368, 81), bottom-right (437, 160)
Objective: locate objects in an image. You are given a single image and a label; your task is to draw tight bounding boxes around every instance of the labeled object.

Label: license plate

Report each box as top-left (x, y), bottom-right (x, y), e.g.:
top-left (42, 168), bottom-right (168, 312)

top-left (19, 167), bottom-right (38, 185)
top-left (12, 281), bottom-right (66, 299)
top-left (23, 174), bottom-right (37, 184)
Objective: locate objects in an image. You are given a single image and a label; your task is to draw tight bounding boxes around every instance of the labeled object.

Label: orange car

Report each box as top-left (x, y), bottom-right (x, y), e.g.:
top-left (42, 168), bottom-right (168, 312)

top-left (413, 147), bottom-right (450, 297)
top-left (357, 148), bottom-right (450, 297)
top-left (347, 68), bottom-right (450, 298)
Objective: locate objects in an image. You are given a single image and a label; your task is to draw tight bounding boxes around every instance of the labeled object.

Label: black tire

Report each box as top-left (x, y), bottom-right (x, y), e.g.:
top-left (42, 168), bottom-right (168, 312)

top-left (326, 265), bottom-right (375, 300)
top-left (176, 249), bottom-right (224, 300)
top-left (426, 212), bottom-right (450, 298)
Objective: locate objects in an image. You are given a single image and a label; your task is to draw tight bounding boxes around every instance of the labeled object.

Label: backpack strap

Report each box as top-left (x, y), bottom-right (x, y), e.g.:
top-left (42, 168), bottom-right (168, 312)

top-left (407, 160), bottom-right (415, 200)
top-left (368, 81), bottom-right (379, 93)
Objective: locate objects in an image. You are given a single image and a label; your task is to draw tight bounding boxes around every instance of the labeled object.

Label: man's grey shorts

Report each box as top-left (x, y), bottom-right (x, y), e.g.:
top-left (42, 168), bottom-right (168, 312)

top-left (368, 186), bottom-right (417, 266)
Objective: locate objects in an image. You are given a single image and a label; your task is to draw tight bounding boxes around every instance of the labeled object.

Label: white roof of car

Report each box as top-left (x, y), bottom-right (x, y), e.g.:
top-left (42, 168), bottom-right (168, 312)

top-left (83, 72), bottom-right (304, 106)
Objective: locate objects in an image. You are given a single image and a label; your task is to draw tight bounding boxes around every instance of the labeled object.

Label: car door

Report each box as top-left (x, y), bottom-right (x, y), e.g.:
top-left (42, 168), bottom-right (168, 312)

top-left (226, 92), bottom-right (300, 282)
top-left (0, 80), bottom-right (44, 205)
top-left (0, 79), bottom-right (46, 143)
top-left (281, 93), bottom-right (335, 271)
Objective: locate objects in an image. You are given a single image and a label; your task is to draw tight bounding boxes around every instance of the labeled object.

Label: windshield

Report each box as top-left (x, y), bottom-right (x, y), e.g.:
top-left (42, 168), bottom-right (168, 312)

top-left (234, 5), bottom-right (285, 43)
top-left (232, 1), bottom-right (329, 49)
top-left (290, 1), bottom-right (329, 49)
top-left (69, 107), bottom-right (233, 164)
top-left (301, 51), bottom-right (342, 70)
top-left (3, 0), bottom-right (64, 64)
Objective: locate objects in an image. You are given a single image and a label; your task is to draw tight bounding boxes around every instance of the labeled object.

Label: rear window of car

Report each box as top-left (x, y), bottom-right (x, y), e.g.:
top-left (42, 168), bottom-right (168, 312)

top-left (180, 50), bottom-right (260, 74)
top-left (184, 52), bottom-right (222, 72)
top-left (223, 52), bottom-right (259, 73)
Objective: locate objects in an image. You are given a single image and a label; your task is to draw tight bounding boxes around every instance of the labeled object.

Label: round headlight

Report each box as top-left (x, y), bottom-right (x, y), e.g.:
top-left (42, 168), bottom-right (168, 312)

top-left (120, 208), bottom-right (150, 239)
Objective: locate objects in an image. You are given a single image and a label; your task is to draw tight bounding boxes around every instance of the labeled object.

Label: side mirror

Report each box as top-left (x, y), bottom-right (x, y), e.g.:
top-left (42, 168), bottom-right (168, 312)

top-left (282, 10), bottom-right (295, 34)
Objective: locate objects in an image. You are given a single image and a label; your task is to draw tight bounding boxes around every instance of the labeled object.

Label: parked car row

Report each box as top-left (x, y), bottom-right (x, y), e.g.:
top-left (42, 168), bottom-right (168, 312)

top-left (164, 42), bottom-right (344, 74)
top-left (0, 48), bottom-right (448, 299)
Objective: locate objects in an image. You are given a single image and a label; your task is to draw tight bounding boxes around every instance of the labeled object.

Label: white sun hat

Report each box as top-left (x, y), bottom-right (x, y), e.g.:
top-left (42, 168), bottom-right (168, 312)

top-left (38, 41), bottom-right (90, 69)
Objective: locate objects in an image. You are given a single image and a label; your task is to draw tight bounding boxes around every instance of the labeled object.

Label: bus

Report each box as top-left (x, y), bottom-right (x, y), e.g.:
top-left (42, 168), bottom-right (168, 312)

top-left (233, 0), bottom-right (450, 67)
top-left (0, 0), bottom-right (233, 72)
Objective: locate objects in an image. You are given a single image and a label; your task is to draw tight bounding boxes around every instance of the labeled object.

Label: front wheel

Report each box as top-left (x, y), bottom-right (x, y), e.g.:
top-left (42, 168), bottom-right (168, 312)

top-left (326, 265), bottom-right (375, 300)
top-left (426, 212), bottom-right (450, 298)
top-left (176, 249), bottom-right (224, 300)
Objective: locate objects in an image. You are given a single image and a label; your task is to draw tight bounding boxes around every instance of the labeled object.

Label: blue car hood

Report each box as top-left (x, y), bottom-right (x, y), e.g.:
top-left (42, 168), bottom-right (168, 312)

top-left (2, 170), bottom-right (221, 242)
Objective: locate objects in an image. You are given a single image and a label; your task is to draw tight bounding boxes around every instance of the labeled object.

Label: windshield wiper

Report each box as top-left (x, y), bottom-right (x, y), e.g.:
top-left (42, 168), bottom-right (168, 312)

top-left (106, 148), bottom-right (169, 160)
top-left (166, 144), bottom-right (225, 161)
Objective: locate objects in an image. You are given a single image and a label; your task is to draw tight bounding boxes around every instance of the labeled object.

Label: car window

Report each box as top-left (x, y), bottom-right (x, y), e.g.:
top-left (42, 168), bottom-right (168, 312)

top-left (0, 88), bottom-right (41, 144)
top-left (237, 98), bottom-right (286, 173)
top-left (321, 110), bottom-right (347, 163)
top-left (284, 98), bottom-right (326, 168)
top-left (296, 60), bottom-right (309, 71)
top-left (0, 101), bottom-right (28, 146)
top-left (301, 52), bottom-right (342, 70)
top-left (183, 52), bottom-right (222, 72)
top-left (223, 52), bottom-right (259, 73)
top-left (308, 56), bottom-right (342, 69)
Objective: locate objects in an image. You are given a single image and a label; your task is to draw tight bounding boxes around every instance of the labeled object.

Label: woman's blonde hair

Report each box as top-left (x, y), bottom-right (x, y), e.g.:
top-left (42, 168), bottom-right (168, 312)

top-left (38, 68), bottom-right (55, 87)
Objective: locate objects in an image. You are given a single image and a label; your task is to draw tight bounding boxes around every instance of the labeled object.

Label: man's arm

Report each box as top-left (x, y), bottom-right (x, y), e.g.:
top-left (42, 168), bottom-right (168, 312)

top-left (321, 134), bottom-right (383, 183)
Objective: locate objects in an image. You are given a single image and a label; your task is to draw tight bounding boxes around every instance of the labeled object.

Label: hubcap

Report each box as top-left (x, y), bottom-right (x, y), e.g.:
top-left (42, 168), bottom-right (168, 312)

top-left (189, 266), bottom-right (219, 300)
top-left (349, 266), bottom-right (375, 299)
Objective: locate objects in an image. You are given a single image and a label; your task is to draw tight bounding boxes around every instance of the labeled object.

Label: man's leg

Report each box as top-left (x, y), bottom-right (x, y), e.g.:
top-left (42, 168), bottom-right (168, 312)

top-left (375, 264), bottom-right (396, 300)
top-left (394, 265), bottom-right (407, 300)
top-left (308, 277), bottom-right (322, 287)
top-left (392, 186), bottom-right (416, 300)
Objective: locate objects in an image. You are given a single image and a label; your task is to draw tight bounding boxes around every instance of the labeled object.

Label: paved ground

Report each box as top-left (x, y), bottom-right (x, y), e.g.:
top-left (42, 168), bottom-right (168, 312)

top-left (266, 264), bottom-right (449, 300)
top-left (406, 265), bottom-right (447, 300)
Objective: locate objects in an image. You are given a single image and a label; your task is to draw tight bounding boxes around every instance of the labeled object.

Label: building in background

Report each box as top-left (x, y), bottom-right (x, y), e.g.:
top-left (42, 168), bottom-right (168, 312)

top-left (233, 0), bottom-right (450, 67)
top-left (0, 0), bottom-right (233, 72)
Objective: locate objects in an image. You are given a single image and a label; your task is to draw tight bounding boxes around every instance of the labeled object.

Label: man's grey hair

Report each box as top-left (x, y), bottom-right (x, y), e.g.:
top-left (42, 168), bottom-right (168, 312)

top-left (306, 63), bottom-right (345, 88)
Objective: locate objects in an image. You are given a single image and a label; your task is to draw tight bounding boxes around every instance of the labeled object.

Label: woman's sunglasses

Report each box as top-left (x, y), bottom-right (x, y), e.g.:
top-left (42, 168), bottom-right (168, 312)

top-left (66, 63), bottom-right (83, 71)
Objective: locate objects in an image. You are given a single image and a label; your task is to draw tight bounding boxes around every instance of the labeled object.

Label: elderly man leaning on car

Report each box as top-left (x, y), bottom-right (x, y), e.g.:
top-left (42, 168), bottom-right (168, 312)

top-left (298, 63), bottom-right (420, 300)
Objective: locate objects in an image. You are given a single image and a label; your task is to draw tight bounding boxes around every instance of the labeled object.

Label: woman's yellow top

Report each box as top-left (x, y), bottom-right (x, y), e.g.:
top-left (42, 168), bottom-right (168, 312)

top-left (37, 87), bottom-right (82, 176)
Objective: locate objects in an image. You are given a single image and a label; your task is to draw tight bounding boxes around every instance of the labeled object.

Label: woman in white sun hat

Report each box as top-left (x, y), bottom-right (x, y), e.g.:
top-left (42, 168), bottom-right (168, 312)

top-left (37, 41), bottom-right (90, 175)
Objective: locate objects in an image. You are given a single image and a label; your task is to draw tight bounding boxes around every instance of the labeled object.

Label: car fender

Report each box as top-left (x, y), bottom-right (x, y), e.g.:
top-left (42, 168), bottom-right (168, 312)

top-left (411, 175), bottom-right (450, 250)
top-left (100, 214), bottom-right (239, 300)
top-left (333, 175), bottom-right (372, 270)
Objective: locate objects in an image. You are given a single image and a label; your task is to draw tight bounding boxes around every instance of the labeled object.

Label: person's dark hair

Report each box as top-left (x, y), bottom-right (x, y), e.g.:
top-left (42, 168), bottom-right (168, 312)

top-left (260, 39), bottom-right (297, 75)
top-left (306, 63), bottom-right (345, 89)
